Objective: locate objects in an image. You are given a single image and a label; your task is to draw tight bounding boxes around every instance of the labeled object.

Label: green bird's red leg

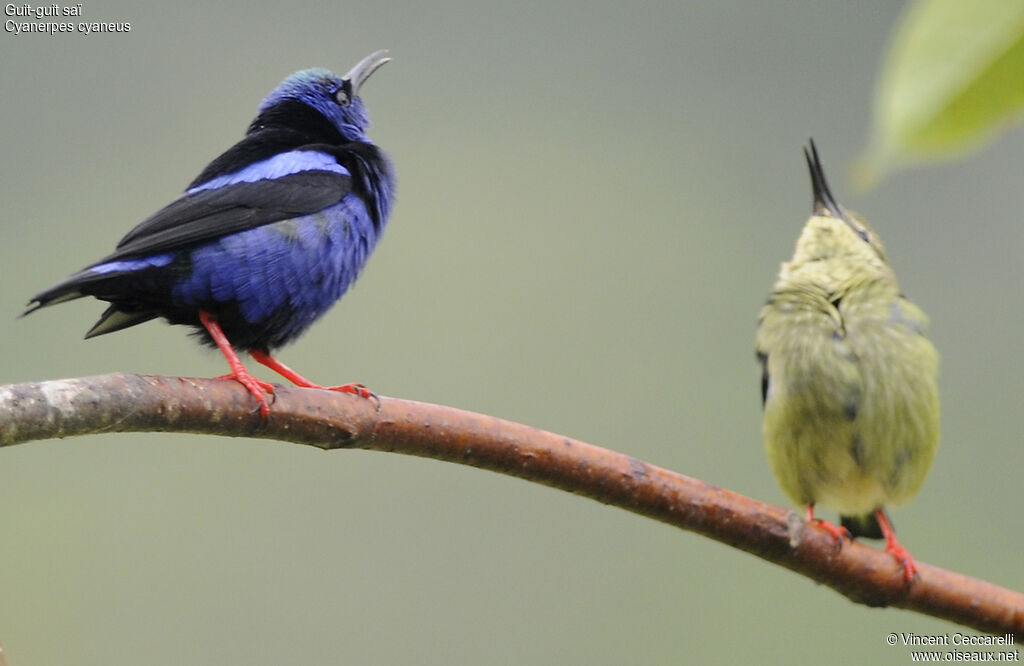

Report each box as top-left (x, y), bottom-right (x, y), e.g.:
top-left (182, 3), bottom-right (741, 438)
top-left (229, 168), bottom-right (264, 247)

top-left (806, 505), bottom-right (850, 543)
top-left (876, 509), bottom-right (917, 581)
top-left (199, 310), bottom-right (275, 417)
top-left (249, 349), bottom-right (374, 399)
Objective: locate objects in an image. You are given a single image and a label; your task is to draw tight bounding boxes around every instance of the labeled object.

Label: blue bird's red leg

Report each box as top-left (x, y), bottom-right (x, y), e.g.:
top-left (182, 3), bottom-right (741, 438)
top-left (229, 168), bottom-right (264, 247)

top-left (249, 349), bottom-right (374, 399)
top-left (805, 505), bottom-right (850, 544)
top-left (876, 509), bottom-right (917, 581)
top-left (198, 310), bottom-right (275, 416)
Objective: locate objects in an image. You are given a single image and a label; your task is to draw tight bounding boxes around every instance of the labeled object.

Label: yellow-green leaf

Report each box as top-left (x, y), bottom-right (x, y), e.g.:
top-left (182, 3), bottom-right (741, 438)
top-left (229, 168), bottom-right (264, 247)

top-left (857, 0), bottom-right (1024, 187)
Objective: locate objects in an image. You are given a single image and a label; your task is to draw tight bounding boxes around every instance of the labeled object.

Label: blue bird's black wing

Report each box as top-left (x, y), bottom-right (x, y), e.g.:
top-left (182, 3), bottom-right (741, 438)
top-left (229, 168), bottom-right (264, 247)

top-left (105, 169), bottom-right (351, 261)
top-left (24, 158), bottom-right (352, 316)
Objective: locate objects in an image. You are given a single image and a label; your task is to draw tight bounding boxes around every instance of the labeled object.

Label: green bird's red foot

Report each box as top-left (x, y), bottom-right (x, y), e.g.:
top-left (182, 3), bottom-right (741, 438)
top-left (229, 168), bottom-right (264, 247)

top-left (804, 505), bottom-right (918, 582)
top-left (876, 509), bottom-right (918, 582)
top-left (805, 505), bottom-right (851, 544)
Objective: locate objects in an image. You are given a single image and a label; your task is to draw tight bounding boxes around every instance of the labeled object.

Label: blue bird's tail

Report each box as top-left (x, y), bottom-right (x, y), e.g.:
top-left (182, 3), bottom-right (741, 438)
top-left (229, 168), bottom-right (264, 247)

top-left (24, 258), bottom-right (169, 337)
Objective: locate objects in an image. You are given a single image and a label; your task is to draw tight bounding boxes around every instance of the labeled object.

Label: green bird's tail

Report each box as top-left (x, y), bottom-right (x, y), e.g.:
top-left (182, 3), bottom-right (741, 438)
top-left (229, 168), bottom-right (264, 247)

top-left (841, 513), bottom-right (884, 540)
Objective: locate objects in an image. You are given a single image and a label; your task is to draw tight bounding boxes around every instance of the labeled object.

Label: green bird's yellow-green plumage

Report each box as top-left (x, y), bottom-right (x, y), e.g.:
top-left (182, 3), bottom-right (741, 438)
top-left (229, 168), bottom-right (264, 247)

top-left (756, 142), bottom-right (939, 578)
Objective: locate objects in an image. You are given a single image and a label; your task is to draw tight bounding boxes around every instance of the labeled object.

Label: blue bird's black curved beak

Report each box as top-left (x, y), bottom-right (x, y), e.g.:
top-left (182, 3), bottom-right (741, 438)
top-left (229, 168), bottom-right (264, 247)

top-left (345, 50), bottom-right (391, 94)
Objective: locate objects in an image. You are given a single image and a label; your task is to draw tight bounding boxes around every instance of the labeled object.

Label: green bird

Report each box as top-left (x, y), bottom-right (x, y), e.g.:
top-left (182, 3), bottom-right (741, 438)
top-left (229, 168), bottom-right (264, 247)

top-left (756, 141), bottom-right (939, 580)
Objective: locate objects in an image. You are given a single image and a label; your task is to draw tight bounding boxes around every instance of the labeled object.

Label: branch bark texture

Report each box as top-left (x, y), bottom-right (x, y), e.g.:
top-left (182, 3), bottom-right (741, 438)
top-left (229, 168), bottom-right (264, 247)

top-left (0, 373), bottom-right (1021, 639)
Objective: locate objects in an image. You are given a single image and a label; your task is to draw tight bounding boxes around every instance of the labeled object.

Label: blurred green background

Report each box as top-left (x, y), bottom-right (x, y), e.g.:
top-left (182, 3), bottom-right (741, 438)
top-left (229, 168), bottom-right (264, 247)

top-left (2, 1), bottom-right (1022, 664)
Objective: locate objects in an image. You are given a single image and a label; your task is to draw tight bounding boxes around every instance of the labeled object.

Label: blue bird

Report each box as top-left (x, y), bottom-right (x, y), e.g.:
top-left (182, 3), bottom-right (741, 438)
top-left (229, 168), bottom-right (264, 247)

top-left (24, 51), bottom-right (396, 416)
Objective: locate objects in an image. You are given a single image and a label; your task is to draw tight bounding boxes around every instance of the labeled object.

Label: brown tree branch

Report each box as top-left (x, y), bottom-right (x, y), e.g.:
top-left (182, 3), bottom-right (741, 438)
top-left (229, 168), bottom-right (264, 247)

top-left (0, 373), bottom-right (1021, 639)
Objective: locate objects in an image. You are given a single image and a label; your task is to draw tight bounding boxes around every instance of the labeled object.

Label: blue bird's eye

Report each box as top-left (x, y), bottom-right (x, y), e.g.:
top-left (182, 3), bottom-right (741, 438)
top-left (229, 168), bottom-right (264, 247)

top-left (335, 81), bottom-right (352, 107)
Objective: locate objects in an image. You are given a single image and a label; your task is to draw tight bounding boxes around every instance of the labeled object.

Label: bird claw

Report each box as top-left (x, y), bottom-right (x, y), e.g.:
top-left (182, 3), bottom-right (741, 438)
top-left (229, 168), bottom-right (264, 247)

top-left (885, 540), bottom-right (918, 582)
top-left (811, 518), bottom-right (851, 545)
top-left (214, 373), bottom-right (276, 393)
top-left (327, 383), bottom-right (380, 407)
top-left (804, 506), bottom-right (849, 548)
top-left (875, 509), bottom-right (917, 582)
top-left (214, 372), bottom-right (275, 417)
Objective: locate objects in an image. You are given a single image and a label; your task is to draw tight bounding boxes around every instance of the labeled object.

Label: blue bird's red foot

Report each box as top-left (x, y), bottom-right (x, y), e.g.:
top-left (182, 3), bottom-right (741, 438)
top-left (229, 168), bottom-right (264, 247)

top-left (250, 349), bottom-right (376, 400)
top-left (200, 310), bottom-right (275, 416)
top-left (200, 310), bottom-right (377, 416)
top-left (876, 509), bottom-right (917, 582)
top-left (805, 505), bottom-right (851, 544)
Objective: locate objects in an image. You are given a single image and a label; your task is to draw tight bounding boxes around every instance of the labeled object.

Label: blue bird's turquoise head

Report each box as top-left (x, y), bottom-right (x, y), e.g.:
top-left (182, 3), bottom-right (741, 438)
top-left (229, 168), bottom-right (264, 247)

top-left (259, 50), bottom-right (391, 141)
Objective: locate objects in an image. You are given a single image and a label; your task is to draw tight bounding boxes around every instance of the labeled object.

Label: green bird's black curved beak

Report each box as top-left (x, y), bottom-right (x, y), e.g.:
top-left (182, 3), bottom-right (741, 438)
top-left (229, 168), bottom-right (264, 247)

top-left (804, 139), bottom-right (844, 219)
